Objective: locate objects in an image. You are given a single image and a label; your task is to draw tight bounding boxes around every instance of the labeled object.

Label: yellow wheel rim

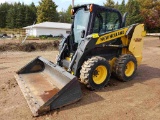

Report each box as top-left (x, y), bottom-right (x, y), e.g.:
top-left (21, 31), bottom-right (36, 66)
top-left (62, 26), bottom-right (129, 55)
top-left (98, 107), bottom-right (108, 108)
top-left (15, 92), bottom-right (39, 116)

top-left (92, 65), bottom-right (107, 84)
top-left (125, 61), bottom-right (135, 77)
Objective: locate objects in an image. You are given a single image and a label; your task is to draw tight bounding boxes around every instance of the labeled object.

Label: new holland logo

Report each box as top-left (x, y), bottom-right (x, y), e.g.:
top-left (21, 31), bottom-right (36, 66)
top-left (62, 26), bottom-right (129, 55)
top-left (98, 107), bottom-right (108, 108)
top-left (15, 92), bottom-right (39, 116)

top-left (96, 28), bottom-right (128, 45)
top-left (100, 30), bottom-right (125, 41)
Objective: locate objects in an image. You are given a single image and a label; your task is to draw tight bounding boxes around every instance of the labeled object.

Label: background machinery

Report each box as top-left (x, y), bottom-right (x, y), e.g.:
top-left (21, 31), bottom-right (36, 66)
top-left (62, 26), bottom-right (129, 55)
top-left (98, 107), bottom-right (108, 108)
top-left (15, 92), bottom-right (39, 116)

top-left (15, 4), bottom-right (146, 116)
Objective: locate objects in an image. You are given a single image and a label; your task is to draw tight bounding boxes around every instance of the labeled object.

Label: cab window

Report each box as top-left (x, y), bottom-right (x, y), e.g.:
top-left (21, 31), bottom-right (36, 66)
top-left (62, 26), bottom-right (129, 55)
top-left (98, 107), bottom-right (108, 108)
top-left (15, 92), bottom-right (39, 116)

top-left (93, 10), bottom-right (120, 34)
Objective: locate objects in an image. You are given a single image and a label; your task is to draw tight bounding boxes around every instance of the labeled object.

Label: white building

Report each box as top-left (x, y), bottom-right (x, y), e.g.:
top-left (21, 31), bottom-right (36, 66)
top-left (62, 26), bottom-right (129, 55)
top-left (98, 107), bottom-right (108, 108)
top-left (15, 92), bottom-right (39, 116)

top-left (24, 22), bottom-right (71, 37)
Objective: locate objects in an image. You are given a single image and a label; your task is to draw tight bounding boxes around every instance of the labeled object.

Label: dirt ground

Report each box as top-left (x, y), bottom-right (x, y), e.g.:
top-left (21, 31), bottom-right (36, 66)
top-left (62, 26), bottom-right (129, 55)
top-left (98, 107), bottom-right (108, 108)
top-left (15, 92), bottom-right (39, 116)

top-left (0, 39), bottom-right (59, 52)
top-left (0, 39), bottom-right (49, 45)
top-left (0, 37), bottom-right (160, 120)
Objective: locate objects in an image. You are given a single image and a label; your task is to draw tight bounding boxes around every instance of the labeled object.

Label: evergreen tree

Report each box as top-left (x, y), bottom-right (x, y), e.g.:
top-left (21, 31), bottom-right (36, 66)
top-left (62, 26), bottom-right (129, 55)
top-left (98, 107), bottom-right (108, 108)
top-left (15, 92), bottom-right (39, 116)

top-left (5, 2), bottom-right (37, 28)
top-left (114, 2), bottom-right (119, 10)
top-left (119, 0), bottom-right (126, 15)
top-left (0, 3), bottom-right (11, 28)
top-left (58, 10), bottom-right (66, 23)
top-left (58, 5), bottom-right (72, 23)
top-left (37, 0), bottom-right (59, 23)
top-left (104, 0), bottom-right (115, 8)
top-left (25, 2), bottom-right (37, 26)
top-left (30, 2), bottom-right (37, 14)
top-left (126, 0), bottom-right (143, 26)
top-left (16, 2), bottom-right (25, 28)
top-left (65, 5), bottom-right (72, 23)
top-left (6, 5), bottom-right (16, 28)
top-left (29, 2), bottom-right (37, 23)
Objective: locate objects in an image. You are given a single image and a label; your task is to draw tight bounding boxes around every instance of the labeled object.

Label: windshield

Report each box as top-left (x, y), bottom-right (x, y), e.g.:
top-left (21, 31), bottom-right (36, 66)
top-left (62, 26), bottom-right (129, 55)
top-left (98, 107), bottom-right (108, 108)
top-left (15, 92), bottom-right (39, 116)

top-left (73, 8), bottom-right (90, 44)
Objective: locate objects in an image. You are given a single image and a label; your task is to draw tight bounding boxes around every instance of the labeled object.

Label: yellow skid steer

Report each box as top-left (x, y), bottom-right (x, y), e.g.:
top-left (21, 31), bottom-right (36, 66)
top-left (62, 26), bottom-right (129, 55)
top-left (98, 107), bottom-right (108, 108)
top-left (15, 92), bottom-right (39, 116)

top-left (15, 4), bottom-right (146, 116)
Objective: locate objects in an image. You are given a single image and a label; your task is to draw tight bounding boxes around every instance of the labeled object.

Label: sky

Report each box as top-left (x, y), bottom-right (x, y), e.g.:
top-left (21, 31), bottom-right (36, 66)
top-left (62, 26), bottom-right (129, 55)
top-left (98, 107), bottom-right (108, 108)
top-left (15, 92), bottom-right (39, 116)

top-left (0, 0), bottom-right (127, 11)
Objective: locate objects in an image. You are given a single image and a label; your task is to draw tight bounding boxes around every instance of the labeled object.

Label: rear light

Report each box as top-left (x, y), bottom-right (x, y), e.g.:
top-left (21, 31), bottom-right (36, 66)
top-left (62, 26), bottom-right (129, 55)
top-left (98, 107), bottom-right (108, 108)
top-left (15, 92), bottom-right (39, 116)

top-left (89, 4), bottom-right (93, 12)
top-left (71, 9), bottom-right (74, 15)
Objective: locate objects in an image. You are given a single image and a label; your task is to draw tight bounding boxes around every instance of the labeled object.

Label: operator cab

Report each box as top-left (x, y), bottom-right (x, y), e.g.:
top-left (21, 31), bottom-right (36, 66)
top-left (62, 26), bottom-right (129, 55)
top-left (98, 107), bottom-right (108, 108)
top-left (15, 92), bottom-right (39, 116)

top-left (59, 4), bottom-right (126, 55)
top-left (68, 4), bottom-right (123, 50)
top-left (72, 7), bottom-right (90, 44)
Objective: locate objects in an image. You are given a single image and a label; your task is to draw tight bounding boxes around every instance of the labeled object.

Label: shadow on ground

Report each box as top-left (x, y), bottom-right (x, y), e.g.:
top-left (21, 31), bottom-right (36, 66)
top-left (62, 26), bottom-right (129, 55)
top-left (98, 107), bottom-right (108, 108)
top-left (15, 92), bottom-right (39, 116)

top-left (46, 64), bottom-right (160, 116)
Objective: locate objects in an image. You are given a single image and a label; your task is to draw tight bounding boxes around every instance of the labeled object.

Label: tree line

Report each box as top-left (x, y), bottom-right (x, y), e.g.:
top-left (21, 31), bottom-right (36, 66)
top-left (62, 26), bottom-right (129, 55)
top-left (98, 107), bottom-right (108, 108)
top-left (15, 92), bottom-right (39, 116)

top-left (0, 0), bottom-right (71, 29)
top-left (0, 2), bottom-right (36, 28)
top-left (0, 0), bottom-right (160, 32)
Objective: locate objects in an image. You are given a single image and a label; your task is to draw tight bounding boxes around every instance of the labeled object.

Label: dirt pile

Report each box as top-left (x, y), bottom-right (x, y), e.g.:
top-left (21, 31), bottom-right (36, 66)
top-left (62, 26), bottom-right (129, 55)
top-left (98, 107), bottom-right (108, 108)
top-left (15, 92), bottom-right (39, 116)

top-left (0, 41), bottom-right (59, 52)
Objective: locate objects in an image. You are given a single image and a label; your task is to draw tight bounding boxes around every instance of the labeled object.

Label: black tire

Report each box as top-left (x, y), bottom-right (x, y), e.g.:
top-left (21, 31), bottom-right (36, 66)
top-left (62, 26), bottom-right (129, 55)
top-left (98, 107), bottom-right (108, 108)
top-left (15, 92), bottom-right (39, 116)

top-left (112, 54), bottom-right (137, 82)
top-left (80, 56), bottom-right (111, 90)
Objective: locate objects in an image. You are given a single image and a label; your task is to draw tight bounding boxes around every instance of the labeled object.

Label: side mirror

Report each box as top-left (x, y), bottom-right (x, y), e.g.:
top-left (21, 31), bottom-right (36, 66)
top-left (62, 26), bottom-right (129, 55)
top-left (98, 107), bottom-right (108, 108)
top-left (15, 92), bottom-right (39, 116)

top-left (81, 30), bottom-right (85, 38)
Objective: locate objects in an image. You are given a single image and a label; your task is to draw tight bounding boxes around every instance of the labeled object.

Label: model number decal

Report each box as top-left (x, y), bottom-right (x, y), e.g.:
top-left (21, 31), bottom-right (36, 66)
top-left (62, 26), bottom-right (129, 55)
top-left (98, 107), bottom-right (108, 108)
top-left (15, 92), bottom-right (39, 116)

top-left (134, 38), bottom-right (142, 42)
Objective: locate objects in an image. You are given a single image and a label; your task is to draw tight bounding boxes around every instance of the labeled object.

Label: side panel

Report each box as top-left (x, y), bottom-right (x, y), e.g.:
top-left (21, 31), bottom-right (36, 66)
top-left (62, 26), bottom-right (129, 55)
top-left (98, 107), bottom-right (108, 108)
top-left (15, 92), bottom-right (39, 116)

top-left (129, 24), bottom-right (145, 65)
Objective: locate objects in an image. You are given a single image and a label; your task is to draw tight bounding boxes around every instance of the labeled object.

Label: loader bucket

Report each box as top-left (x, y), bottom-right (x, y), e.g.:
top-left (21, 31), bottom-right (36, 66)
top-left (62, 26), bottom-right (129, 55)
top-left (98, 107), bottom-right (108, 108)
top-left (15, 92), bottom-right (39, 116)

top-left (15, 56), bottom-right (82, 116)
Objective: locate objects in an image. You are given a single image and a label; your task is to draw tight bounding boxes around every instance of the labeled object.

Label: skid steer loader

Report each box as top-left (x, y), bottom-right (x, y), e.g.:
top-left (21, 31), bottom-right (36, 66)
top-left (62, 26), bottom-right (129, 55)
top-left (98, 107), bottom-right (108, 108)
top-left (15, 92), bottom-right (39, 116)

top-left (15, 4), bottom-right (146, 116)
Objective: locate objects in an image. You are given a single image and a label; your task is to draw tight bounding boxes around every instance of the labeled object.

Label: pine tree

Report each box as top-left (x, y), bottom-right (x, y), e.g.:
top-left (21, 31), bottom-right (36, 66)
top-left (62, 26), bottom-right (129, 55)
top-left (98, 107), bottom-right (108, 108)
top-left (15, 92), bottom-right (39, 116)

top-left (37, 0), bottom-right (59, 23)
top-left (0, 3), bottom-right (11, 28)
top-left (6, 5), bottom-right (16, 28)
top-left (30, 2), bottom-right (37, 14)
top-left (126, 0), bottom-right (143, 26)
top-left (1, 2), bottom-right (37, 28)
top-left (65, 5), bottom-right (72, 23)
top-left (119, 0), bottom-right (126, 15)
top-left (104, 0), bottom-right (115, 8)
top-left (114, 2), bottom-right (119, 10)
top-left (25, 2), bottom-right (37, 26)
top-left (16, 2), bottom-right (25, 28)
top-left (58, 10), bottom-right (66, 23)
top-left (29, 2), bottom-right (37, 23)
